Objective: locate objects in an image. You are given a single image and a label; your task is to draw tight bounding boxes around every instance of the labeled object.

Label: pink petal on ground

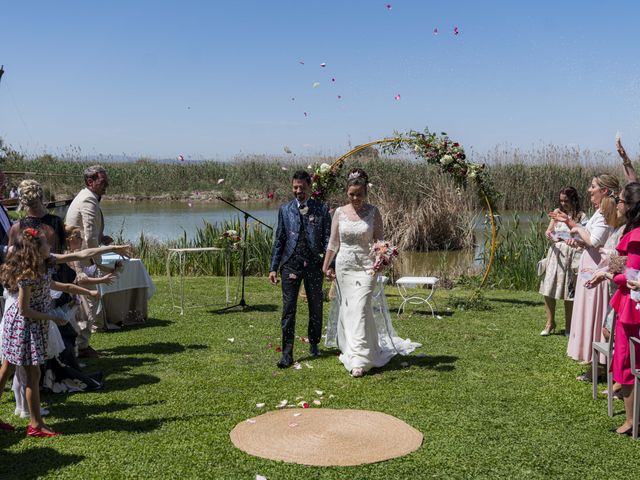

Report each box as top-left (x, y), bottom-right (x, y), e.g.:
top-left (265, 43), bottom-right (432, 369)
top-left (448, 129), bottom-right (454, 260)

top-left (313, 400), bottom-right (321, 406)
top-left (289, 422), bottom-right (299, 428)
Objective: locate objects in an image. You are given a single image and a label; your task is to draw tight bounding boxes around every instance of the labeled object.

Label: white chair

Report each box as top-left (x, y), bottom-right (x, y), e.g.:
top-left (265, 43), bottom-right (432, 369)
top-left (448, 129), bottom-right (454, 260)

top-left (592, 316), bottom-right (616, 416)
top-left (395, 276), bottom-right (439, 316)
top-left (630, 336), bottom-right (640, 439)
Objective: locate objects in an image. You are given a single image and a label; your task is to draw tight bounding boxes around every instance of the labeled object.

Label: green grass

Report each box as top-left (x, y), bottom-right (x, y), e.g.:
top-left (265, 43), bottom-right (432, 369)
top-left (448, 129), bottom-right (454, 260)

top-left (1, 278), bottom-right (639, 479)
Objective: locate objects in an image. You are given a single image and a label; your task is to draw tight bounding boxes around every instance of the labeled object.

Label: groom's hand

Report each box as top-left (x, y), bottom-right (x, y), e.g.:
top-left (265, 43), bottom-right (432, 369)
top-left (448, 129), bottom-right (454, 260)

top-left (268, 271), bottom-right (279, 285)
top-left (324, 268), bottom-right (336, 281)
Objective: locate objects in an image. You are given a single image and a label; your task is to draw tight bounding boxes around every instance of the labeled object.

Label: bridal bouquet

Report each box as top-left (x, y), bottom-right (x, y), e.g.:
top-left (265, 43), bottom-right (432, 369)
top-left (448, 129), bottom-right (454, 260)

top-left (370, 240), bottom-right (399, 275)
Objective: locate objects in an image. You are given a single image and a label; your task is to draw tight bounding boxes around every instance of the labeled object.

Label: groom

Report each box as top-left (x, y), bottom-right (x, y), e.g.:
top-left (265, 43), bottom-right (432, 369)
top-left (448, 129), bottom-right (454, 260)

top-left (269, 170), bottom-right (332, 368)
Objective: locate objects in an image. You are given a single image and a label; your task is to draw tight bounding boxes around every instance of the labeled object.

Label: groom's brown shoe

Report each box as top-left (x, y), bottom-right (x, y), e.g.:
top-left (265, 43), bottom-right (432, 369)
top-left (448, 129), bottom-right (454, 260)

top-left (277, 353), bottom-right (294, 368)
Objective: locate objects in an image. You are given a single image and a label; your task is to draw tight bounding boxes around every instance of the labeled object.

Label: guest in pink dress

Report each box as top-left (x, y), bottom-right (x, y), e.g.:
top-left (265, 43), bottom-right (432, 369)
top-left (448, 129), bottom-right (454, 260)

top-left (609, 182), bottom-right (640, 435)
top-left (552, 174), bottom-right (621, 378)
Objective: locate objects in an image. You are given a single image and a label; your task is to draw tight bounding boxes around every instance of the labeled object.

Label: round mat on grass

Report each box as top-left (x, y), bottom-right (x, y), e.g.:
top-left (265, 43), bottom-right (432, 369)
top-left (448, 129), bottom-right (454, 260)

top-left (230, 408), bottom-right (423, 466)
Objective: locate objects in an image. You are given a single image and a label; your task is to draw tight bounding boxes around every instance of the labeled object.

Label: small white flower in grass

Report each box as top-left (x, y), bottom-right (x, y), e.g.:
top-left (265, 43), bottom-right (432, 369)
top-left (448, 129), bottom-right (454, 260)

top-left (256, 403), bottom-right (265, 409)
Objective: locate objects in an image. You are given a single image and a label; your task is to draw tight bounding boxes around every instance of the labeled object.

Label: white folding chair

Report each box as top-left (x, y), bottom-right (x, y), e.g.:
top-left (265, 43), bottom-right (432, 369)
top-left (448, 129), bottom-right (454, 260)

top-left (592, 316), bottom-right (616, 416)
top-left (630, 336), bottom-right (640, 439)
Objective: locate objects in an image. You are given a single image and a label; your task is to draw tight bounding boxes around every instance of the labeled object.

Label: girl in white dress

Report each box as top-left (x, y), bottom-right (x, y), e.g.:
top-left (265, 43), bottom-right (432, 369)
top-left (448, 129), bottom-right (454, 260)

top-left (322, 168), bottom-right (420, 377)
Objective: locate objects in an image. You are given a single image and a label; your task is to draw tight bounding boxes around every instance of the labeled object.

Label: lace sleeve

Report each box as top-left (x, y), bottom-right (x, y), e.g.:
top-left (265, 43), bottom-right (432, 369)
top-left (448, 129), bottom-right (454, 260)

top-left (372, 206), bottom-right (383, 242)
top-left (327, 208), bottom-right (340, 252)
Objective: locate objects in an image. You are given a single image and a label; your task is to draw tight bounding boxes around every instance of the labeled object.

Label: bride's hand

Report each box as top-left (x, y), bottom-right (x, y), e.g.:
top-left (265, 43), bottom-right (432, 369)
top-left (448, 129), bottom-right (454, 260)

top-left (324, 268), bottom-right (336, 281)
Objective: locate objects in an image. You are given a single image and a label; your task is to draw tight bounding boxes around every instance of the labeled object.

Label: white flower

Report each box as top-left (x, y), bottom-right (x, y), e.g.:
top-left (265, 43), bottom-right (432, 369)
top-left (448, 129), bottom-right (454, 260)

top-left (319, 163), bottom-right (331, 173)
top-left (440, 154), bottom-right (454, 165)
top-left (226, 229), bottom-right (237, 236)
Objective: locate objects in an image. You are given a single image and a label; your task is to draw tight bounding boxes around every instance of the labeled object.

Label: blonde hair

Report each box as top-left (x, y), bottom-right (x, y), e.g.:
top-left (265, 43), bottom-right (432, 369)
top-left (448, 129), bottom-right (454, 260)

top-left (594, 173), bottom-right (621, 195)
top-left (600, 194), bottom-right (625, 228)
top-left (18, 179), bottom-right (44, 209)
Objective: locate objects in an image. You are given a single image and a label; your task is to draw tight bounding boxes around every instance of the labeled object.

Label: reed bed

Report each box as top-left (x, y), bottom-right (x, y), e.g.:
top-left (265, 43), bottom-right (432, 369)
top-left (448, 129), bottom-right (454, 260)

top-left (2, 144), bottom-right (635, 213)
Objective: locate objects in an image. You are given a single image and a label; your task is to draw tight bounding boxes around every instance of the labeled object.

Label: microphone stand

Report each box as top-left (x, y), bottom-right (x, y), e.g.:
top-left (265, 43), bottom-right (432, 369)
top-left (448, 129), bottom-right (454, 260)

top-left (215, 196), bottom-right (272, 312)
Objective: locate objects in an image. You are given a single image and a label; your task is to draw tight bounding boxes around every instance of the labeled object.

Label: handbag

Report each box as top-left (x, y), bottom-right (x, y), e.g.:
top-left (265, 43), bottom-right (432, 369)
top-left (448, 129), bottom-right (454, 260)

top-left (537, 257), bottom-right (547, 276)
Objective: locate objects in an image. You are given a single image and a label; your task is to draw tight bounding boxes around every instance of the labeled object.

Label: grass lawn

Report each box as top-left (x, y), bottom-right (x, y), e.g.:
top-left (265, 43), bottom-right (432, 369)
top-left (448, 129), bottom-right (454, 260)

top-left (1, 277), bottom-right (639, 479)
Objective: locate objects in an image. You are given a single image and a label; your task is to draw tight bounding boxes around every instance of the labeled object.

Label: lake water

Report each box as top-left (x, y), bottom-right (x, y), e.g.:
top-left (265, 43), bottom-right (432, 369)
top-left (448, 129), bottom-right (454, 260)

top-left (97, 200), bottom-right (542, 275)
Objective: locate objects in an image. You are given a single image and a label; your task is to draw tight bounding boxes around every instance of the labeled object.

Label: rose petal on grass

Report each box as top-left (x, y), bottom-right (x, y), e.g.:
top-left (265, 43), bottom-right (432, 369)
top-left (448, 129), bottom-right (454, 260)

top-left (304, 362), bottom-right (313, 369)
top-left (256, 403), bottom-right (265, 409)
top-left (293, 412), bottom-right (302, 417)
top-left (276, 400), bottom-right (288, 409)
top-left (298, 401), bottom-right (310, 408)
top-left (217, 178), bottom-right (225, 184)
top-left (293, 362), bottom-right (302, 370)
top-left (256, 475), bottom-right (267, 480)
top-left (227, 338), bottom-right (235, 343)
top-left (313, 400), bottom-right (321, 406)
top-left (246, 419), bottom-right (257, 424)
top-left (315, 390), bottom-right (324, 396)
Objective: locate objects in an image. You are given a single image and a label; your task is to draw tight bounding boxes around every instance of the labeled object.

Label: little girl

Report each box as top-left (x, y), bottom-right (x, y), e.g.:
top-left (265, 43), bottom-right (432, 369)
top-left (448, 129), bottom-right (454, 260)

top-left (0, 227), bottom-right (100, 437)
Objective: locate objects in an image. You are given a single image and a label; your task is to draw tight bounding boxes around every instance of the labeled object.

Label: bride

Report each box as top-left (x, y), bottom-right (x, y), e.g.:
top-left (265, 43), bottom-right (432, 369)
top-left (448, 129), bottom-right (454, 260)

top-left (322, 168), bottom-right (421, 377)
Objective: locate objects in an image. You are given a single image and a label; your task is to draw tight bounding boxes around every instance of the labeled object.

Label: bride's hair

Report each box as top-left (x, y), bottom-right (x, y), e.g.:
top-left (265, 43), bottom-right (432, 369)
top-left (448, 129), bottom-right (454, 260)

top-left (346, 168), bottom-right (369, 192)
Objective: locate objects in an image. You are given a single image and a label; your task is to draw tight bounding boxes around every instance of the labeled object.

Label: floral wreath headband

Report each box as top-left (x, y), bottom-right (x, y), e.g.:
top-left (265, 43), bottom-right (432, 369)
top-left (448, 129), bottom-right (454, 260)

top-left (347, 171), bottom-right (363, 181)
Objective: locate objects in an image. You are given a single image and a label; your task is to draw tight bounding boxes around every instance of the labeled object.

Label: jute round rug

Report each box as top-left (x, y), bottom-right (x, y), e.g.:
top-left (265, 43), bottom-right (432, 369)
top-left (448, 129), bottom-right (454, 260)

top-left (230, 408), bottom-right (423, 466)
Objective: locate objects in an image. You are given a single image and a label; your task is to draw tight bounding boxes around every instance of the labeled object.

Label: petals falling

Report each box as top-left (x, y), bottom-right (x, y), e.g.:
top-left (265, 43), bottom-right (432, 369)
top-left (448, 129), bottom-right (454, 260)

top-left (433, 27), bottom-right (438, 35)
top-left (177, 154), bottom-right (184, 161)
top-left (312, 82), bottom-right (320, 88)
top-left (394, 94), bottom-right (401, 101)
top-left (320, 63), bottom-right (326, 68)
top-left (217, 178), bottom-right (225, 184)
top-left (386, 4), bottom-right (392, 9)
top-left (454, 26), bottom-right (459, 35)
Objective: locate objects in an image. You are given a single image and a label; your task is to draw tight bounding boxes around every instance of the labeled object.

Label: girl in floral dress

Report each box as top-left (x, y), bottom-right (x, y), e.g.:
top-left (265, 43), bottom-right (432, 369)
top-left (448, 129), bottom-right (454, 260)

top-left (0, 228), bottom-right (99, 437)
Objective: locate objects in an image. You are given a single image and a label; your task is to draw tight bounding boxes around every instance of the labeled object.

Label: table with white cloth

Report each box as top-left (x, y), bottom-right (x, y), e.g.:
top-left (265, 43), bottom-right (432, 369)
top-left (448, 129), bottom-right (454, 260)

top-left (97, 253), bottom-right (156, 326)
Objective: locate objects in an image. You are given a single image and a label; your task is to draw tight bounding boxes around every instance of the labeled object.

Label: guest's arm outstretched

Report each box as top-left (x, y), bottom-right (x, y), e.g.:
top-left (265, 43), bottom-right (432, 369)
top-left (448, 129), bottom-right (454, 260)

top-left (617, 136), bottom-right (637, 183)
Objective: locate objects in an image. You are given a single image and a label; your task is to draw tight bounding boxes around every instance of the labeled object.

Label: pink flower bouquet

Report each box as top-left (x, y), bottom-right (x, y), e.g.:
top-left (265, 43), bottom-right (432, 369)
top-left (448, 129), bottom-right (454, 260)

top-left (370, 240), bottom-right (399, 275)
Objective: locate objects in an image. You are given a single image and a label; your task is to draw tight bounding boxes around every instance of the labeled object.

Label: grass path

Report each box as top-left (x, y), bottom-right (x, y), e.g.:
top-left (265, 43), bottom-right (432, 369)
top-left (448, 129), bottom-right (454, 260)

top-left (1, 278), bottom-right (639, 479)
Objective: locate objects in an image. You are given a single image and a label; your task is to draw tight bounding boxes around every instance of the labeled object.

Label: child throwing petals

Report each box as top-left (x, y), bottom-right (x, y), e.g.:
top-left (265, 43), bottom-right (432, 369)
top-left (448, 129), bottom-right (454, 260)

top-left (0, 228), bottom-right (100, 437)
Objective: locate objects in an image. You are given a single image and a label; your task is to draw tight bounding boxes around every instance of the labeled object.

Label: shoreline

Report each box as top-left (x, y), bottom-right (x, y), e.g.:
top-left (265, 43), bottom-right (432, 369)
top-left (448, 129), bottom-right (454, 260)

top-left (84, 190), bottom-right (272, 203)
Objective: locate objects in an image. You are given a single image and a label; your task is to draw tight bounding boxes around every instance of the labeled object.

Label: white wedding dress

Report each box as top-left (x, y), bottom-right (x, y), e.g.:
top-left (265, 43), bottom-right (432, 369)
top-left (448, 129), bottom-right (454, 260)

top-left (325, 205), bottom-right (421, 373)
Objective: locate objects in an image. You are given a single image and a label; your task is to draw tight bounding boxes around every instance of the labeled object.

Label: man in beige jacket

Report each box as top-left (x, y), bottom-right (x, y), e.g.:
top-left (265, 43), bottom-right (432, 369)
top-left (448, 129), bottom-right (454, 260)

top-left (65, 165), bottom-right (113, 358)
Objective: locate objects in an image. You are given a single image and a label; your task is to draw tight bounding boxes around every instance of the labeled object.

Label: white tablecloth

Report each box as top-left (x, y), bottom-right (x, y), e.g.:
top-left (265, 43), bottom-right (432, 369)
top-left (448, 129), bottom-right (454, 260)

top-left (98, 253), bottom-right (156, 299)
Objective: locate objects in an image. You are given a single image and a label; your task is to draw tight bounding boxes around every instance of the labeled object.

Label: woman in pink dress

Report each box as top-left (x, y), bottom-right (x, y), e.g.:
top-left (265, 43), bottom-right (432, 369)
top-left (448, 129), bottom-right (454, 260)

top-left (608, 182), bottom-right (640, 434)
top-left (553, 174), bottom-right (620, 379)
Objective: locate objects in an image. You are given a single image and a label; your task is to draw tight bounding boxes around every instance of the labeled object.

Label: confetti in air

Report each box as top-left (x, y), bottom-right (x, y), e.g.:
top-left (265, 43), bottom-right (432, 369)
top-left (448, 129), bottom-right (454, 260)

top-left (433, 27), bottom-right (438, 35)
top-left (331, 78), bottom-right (336, 82)
top-left (337, 95), bottom-right (342, 99)
top-left (320, 62), bottom-right (326, 68)
top-left (304, 112), bottom-right (308, 117)
top-left (386, 4), bottom-right (392, 9)
top-left (299, 59), bottom-right (304, 65)
top-left (394, 94), bottom-right (401, 101)
top-left (177, 154), bottom-right (184, 161)
top-left (454, 26), bottom-right (459, 35)
top-left (312, 82), bottom-right (320, 88)
top-left (291, 97), bottom-right (295, 101)
top-left (284, 146), bottom-right (292, 154)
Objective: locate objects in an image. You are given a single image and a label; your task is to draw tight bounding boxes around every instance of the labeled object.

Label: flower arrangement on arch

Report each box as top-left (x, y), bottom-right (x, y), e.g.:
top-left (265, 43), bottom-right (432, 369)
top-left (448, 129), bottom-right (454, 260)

top-left (217, 229), bottom-right (243, 252)
top-left (382, 128), bottom-right (499, 209)
top-left (309, 161), bottom-right (343, 202)
top-left (370, 240), bottom-right (400, 275)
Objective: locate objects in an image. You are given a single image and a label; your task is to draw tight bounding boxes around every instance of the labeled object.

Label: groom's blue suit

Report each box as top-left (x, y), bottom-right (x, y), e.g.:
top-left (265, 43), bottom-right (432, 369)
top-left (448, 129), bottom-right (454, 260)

top-left (270, 198), bottom-right (331, 356)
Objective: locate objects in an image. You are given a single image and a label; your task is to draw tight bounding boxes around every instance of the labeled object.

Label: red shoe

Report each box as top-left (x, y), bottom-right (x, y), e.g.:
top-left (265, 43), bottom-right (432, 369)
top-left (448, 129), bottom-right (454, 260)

top-left (26, 425), bottom-right (61, 437)
top-left (0, 421), bottom-right (15, 431)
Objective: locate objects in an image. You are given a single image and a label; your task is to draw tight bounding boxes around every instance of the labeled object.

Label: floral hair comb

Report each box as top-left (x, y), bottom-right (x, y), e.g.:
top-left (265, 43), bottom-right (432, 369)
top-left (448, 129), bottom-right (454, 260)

top-left (23, 227), bottom-right (39, 238)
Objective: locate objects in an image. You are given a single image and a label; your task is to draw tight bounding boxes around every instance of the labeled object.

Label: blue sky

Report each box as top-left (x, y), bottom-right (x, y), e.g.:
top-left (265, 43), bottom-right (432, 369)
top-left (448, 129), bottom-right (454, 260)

top-left (1, 1), bottom-right (639, 160)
